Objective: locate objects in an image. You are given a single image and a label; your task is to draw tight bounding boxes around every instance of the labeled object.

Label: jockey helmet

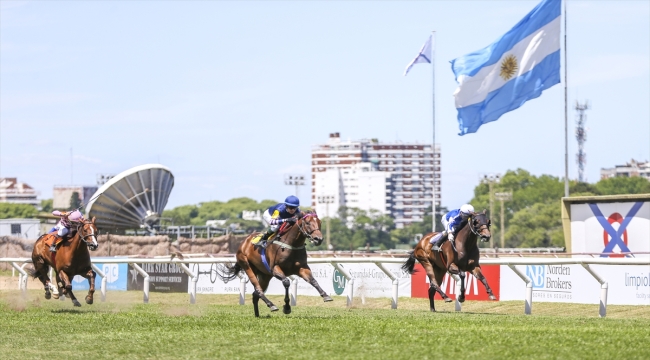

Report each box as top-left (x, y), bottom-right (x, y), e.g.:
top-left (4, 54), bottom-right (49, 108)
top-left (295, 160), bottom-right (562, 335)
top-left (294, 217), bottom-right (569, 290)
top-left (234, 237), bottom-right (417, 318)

top-left (68, 210), bottom-right (84, 222)
top-left (460, 204), bottom-right (474, 215)
top-left (284, 195), bottom-right (300, 207)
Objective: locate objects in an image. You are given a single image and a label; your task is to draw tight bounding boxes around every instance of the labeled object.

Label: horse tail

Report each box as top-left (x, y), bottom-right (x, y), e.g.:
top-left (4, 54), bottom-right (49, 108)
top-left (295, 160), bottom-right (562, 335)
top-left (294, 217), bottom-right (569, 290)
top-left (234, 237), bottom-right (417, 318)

top-left (28, 261), bottom-right (49, 279)
top-left (401, 251), bottom-right (418, 274)
top-left (216, 263), bottom-right (242, 283)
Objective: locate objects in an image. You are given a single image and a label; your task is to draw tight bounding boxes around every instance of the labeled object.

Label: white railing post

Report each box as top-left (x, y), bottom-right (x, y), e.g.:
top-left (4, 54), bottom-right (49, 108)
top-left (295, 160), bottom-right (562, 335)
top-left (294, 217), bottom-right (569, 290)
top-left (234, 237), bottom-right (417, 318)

top-left (177, 262), bottom-right (197, 304)
top-left (375, 262), bottom-right (399, 309)
top-left (581, 263), bottom-right (608, 318)
top-left (508, 265), bottom-right (532, 315)
top-left (238, 273), bottom-right (246, 305)
top-left (91, 263), bottom-right (107, 302)
top-left (11, 262), bottom-right (27, 295)
top-left (290, 275), bottom-right (298, 306)
top-left (332, 262), bottom-right (354, 307)
top-left (130, 263), bottom-right (149, 304)
top-left (450, 273), bottom-right (462, 312)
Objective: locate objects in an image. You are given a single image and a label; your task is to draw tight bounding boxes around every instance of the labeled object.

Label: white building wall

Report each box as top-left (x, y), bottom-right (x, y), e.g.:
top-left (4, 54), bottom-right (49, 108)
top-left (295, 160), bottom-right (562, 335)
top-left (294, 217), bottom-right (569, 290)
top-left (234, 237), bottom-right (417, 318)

top-left (0, 219), bottom-right (41, 239)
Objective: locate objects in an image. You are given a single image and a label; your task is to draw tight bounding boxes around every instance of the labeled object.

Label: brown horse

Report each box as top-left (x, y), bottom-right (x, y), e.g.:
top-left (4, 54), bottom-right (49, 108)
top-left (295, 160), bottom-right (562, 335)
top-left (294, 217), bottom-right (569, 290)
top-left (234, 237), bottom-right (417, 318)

top-left (218, 211), bottom-right (333, 317)
top-left (401, 211), bottom-right (497, 311)
top-left (30, 217), bottom-right (99, 307)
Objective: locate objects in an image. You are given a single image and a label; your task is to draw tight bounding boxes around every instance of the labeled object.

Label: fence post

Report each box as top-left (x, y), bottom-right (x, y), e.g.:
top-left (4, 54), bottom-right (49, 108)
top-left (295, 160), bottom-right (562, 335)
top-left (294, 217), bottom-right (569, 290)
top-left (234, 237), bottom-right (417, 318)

top-left (332, 262), bottom-right (354, 307)
top-left (581, 263), bottom-right (608, 318)
top-left (450, 273), bottom-right (462, 312)
top-left (238, 273), bottom-right (246, 305)
top-left (290, 275), bottom-right (298, 306)
top-left (374, 262), bottom-right (399, 309)
top-left (178, 262), bottom-right (197, 304)
top-left (91, 263), bottom-right (107, 302)
top-left (508, 265), bottom-right (532, 315)
top-left (130, 263), bottom-right (149, 304)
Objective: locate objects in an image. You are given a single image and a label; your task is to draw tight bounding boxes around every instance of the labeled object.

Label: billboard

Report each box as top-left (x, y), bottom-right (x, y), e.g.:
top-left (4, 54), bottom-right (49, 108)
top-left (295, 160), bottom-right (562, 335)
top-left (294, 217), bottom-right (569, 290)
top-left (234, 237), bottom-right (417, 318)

top-left (567, 199), bottom-right (650, 257)
top-left (410, 263), bottom-right (500, 300)
top-left (71, 262), bottom-right (128, 291)
top-left (127, 263), bottom-right (189, 293)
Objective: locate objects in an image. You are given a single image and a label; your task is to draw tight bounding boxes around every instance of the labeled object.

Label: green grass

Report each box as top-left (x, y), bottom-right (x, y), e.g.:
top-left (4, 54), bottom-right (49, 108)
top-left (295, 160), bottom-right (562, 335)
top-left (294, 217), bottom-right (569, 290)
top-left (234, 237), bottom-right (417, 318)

top-left (1, 290), bottom-right (649, 360)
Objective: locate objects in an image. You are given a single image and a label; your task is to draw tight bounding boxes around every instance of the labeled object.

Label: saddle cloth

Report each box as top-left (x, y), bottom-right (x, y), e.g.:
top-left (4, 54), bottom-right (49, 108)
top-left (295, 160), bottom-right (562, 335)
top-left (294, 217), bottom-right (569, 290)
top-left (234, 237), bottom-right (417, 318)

top-left (250, 222), bottom-right (291, 245)
top-left (43, 233), bottom-right (64, 248)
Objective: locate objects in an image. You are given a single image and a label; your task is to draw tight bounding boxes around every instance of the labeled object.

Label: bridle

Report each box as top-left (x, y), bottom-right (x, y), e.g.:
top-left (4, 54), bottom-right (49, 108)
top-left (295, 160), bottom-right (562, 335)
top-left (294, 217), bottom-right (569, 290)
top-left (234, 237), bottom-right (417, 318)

top-left (76, 221), bottom-right (99, 250)
top-left (468, 214), bottom-right (491, 240)
top-left (297, 213), bottom-right (320, 244)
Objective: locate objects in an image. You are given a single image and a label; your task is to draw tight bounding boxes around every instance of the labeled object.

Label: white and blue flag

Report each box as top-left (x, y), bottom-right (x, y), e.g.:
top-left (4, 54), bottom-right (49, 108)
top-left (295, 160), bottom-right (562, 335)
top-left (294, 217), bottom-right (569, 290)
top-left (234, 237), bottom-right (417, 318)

top-left (404, 35), bottom-right (432, 76)
top-left (451, 0), bottom-right (561, 135)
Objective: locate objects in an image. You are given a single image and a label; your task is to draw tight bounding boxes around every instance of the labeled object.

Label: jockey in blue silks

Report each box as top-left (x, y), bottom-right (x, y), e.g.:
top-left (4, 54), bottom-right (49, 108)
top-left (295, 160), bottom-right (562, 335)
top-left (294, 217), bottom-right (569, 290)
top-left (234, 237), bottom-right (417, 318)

top-left (257, 195), bottom-right (302, 249)
top-left (430, 204), bottom-right (474, 251)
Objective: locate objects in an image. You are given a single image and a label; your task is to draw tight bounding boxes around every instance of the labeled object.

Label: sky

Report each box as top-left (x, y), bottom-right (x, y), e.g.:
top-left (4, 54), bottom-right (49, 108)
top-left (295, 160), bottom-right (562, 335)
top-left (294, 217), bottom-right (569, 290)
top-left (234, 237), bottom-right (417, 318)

top-left (1, 0), bottom-right (649, 211)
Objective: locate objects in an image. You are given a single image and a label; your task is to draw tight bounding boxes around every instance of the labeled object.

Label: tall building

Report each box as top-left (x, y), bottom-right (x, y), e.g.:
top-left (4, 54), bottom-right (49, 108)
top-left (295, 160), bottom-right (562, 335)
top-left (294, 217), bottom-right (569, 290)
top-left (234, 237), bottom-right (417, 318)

top-left (312, 133), bottom-right (440, 229)
top-left (600, 159), bottom-right (650, 180)
top-left (0, 178), bottom-right (39, 206)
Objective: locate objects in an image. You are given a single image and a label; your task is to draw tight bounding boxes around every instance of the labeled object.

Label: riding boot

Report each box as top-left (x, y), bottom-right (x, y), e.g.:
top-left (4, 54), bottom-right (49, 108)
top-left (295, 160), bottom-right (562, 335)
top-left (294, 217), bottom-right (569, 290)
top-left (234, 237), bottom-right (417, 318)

top-left (431, 231), bottom-right (448, 251)
top-left (257, 228), bottom-right (275, 249)
top-left (49, 237), bottom-right (59, 252)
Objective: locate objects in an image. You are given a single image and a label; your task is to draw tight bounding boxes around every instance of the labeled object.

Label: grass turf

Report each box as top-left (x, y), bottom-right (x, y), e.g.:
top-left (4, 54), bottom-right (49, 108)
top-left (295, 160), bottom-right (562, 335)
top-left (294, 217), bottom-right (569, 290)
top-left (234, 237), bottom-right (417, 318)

top-left (1, 290), bottom-right (649, 360)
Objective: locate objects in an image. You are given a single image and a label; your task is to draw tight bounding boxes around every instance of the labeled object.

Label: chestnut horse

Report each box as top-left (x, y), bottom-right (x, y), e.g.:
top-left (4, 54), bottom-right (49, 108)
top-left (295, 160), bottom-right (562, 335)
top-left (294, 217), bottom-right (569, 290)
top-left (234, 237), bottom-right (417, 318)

top-left (401, 211), bottom-right (497, 311)
top-left (30, 217), bottom-right (99, 307)
top-left (218, 211), bottom-right (333, 317)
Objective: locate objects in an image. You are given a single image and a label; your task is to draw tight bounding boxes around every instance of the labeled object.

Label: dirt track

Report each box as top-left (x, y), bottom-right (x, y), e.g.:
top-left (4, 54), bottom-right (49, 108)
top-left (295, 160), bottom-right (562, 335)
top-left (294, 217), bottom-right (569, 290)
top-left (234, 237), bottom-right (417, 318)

top-left (0, 275), bottom-right (44, 290)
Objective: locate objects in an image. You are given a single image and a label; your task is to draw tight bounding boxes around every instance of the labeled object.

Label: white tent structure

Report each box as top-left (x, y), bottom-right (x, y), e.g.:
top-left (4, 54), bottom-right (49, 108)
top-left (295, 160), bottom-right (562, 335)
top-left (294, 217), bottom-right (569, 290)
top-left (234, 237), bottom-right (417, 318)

top-left (85, 164), bottom-right (174, 232)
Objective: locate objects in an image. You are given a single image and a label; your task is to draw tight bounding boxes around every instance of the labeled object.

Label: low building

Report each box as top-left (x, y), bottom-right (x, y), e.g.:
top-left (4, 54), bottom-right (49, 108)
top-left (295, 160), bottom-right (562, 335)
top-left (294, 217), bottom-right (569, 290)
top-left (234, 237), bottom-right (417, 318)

top-left (0, 178), bottom-right (39, 206)
top-left (242, 210), bottom-right (263, 222)
top-left (600, 159), bottom-right (650, 180)
top-left (53, 185), bottom-right (98, 209)
top-left (0, 218), bottom-right (41, 239)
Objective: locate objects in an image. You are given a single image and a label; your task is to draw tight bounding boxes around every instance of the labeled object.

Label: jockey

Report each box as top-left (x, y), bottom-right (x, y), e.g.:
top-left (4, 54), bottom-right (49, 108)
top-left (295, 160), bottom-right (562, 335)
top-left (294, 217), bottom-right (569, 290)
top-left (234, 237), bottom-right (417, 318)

top-left (257, 195), bottom-right (302, 249)
top-left (430, 204), bottom-right (474, 251)
top-left (48, 209), bottom-right (85, 252)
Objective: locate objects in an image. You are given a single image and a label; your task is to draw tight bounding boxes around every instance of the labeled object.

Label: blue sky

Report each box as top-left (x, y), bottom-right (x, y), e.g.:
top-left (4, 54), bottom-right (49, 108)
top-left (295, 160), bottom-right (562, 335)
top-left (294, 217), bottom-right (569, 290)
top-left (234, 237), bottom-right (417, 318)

top-left (1, 0), bottom-right (648, 210)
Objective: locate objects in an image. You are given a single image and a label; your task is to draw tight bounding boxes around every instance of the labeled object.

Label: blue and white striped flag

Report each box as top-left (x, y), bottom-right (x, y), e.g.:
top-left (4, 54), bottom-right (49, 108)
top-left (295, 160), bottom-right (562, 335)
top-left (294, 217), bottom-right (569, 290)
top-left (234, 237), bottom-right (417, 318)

top-left (451, 0), bottom-right (561, 135)
top-left (404, 35), bottom-right (432, 76)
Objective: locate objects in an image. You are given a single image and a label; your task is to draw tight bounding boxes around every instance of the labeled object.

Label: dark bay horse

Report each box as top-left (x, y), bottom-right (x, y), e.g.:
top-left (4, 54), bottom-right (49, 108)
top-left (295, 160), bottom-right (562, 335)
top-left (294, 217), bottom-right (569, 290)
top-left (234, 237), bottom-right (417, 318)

top-left (218, 211), bottom-right (333, 317)
top-left (401, 211), bottom-right (497, 311)
top-left (30, 217), bottom-right (99, 307)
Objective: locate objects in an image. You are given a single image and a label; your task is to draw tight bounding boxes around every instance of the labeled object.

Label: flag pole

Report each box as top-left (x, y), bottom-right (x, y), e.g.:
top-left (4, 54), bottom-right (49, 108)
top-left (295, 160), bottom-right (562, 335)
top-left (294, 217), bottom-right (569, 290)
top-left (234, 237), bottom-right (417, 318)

top-left (431, 30), bottom-right (437, 232)
top-left (563, 0), bottom-right (569, 197)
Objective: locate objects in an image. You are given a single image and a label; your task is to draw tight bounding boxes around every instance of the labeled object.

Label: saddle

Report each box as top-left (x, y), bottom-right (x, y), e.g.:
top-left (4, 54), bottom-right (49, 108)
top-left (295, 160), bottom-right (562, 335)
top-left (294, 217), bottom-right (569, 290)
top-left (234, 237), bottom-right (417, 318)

top-left (43, 233), bottom-right (67, 250)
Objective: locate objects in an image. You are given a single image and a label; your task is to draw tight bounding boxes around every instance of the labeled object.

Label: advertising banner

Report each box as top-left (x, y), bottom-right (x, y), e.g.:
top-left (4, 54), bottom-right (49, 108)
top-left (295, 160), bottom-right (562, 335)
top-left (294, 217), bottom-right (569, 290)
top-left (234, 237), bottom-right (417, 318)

top-left (192, 262), bottom-right (412, 298)
top-left (72, 262), bottom-right (128, 291)
top-left (500, 264), bottom-right (598, 303)
top-left (410, 263), bottom-right (500, 300)
top-left (127, 263), bottom-right (189, 293)
top-left (570, 201), bottom-right (650, 257)
top-left (591, 265), bottom-right (650, 305)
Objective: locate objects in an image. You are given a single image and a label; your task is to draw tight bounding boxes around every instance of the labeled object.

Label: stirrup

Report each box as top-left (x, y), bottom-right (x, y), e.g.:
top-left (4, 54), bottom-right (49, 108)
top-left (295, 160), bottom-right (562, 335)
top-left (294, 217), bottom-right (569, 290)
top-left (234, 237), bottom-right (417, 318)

top-left (256, 240), bottom-right (268, 249)
top-left (49, 245), bottom-right (57, 252)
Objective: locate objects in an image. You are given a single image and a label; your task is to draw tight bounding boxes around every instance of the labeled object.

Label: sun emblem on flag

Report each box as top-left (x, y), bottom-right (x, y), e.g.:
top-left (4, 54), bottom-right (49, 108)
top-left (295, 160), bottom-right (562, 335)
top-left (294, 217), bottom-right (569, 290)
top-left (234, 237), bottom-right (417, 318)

top-left (500, 54), bottom-right (518, 80)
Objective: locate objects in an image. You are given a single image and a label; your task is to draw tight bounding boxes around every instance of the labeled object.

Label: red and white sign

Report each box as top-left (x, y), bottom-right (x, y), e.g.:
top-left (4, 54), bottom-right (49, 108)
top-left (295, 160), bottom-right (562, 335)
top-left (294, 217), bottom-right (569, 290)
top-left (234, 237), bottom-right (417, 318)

top-left (410, 263), bottom-right (500, 300)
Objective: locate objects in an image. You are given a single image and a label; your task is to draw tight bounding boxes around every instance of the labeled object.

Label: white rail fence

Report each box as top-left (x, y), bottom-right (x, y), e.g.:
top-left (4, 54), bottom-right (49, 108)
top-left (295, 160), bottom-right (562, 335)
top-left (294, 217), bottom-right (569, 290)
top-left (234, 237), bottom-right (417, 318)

top-left (1, 257), bottom-right (647, 317)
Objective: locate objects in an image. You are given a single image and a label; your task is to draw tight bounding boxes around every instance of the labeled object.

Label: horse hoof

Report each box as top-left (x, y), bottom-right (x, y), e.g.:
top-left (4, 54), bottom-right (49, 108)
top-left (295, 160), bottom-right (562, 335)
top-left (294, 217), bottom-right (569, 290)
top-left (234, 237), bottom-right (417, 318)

top-left (430, 308), bottom-right (437, 312)
top-left (489, 295), bottom-right (497, 301)
top-left (458, 297), bottom-right (465, 303)
top-left (85, 296), bottom-right (93, 305)
top-left (444, 297), bottom-right (453, 303)
top-left (269, 305), bottom-right (279, 312)
top-left (52, 294), bottom-right (60, 300)
top-left (283, 305), bottom-right (291, 314)
top-left (323, 295), bottom-right (333, 302)
top-left (72, 300), bottom-right (81, 307)
top-left (44, 292), bottom-right (51, 300)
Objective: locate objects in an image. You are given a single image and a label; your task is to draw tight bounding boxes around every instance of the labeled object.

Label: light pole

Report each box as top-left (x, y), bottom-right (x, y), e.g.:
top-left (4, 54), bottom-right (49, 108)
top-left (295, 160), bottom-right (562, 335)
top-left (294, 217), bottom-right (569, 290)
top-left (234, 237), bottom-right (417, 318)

top-left (480, 173), bottom-right (501, 248)
top-left (284, 174), bottom-right (305, 200)
top-left (317, 194), bottom-right (335, 250)
top-left (494, 191), bottom-right (512, 249)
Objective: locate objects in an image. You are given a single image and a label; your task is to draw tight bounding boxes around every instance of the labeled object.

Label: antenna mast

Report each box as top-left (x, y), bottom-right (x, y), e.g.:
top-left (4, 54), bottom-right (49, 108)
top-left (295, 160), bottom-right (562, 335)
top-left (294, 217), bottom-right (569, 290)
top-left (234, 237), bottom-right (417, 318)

top-left (575, 101), bottom-right (589, 182)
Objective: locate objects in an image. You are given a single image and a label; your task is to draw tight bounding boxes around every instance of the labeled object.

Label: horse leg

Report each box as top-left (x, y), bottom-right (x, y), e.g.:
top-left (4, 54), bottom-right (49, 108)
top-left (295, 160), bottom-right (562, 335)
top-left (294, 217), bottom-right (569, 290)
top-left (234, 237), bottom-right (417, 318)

top-left (59, 271), bottom-right (81, 307)
top-left (472, 266), bottom-right (497, 300)
top-left (33, 261), bottom-right (52, 300)
top-left (83, 269), bottom-right (96, 305)
top-left (457, 271), bottom-right (466, 303)
top-left (241, 263), bottom-right (277, 315)
top-left (422, 261), bottom-right (451, 310)
top-left (297, 266), bottom-right (333, 302)
top-left (271, 266), bottom-right (292, 314)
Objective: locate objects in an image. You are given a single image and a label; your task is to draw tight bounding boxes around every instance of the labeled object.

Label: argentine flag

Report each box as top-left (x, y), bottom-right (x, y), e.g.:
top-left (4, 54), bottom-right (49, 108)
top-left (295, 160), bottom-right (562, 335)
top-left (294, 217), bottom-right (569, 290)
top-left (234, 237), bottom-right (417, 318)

top-left (451, 0), bottom-right (561, 136)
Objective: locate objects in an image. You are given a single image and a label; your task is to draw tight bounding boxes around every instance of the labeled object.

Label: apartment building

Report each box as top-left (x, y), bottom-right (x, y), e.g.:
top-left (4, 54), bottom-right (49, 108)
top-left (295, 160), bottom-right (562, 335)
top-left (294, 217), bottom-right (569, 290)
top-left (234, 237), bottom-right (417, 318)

top-left (312, 133), bottom-right (440, 228)
top-left (0, 178), bottom-right (39, 206)
top-left (600, 159), bottom-right (650, 180)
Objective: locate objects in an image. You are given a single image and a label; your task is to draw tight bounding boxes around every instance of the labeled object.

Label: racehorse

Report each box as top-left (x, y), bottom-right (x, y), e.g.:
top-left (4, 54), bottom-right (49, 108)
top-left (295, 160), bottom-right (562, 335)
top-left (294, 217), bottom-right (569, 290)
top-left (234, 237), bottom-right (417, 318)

top-left (401, 211), bottom-right (497, 312)
top-left (30, 217), bottom-right (99, 307)
top-left (218, 211), bottom-right (333, 317)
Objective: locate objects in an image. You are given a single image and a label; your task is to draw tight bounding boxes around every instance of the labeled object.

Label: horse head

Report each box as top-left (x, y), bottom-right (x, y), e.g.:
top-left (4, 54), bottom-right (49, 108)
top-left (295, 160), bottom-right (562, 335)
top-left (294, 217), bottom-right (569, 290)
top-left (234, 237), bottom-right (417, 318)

top-left (297, 211), bottom-right (323, 246)
top-left (78, 217), bottom-right (99, 251)
top-left (469, 211), bottom-right (491, 242)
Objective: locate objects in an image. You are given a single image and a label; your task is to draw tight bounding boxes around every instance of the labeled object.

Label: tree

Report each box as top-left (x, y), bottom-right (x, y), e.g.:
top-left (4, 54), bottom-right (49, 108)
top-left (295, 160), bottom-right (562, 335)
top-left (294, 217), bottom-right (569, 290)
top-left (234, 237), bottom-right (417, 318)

top-left (595, 176), bottom-right (650, 195)
top-left (505, 202), bottom-right (563, 248)
top-left (69, 192), bottom-right (82, 210)
top-left (40, 199), bottom-right (53, 213)
top-left (0, 203), bottom-right (38, 219)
